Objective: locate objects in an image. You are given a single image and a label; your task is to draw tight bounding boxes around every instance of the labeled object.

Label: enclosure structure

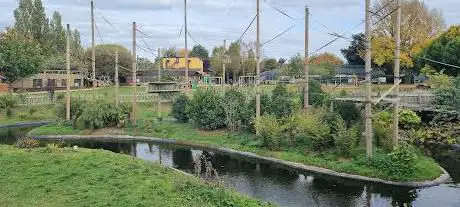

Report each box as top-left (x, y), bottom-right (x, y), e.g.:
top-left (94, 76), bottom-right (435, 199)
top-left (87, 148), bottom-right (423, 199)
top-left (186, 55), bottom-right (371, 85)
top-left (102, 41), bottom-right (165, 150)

top-left (148, 82), bottom-right (182, 121)
top-left (238, 76), bottom-right (257, 86)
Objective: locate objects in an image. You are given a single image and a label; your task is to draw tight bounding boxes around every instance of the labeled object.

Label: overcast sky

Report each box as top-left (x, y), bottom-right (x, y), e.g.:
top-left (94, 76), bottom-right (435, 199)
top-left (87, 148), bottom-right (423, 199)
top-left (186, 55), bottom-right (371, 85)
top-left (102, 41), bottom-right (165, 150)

top-left (1, 0), bottom-right (459, 60)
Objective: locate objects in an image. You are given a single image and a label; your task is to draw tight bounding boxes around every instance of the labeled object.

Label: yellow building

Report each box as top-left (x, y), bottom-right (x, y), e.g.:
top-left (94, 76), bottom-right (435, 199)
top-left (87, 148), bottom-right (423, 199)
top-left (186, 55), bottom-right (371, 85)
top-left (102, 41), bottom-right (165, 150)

top-left (162, 57), bottom-right (203, 72)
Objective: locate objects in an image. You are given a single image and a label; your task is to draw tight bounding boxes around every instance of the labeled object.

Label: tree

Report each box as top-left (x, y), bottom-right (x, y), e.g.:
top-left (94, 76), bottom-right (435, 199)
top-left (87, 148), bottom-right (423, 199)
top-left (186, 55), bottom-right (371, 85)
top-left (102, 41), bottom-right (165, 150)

top-left (14, 0), bottom-right (33, 35)
top-left (190, 44), bottom-right (209, 60)
top-left (372, 0), bottom-right (445, 70)
top-left (227, 42), bottom-right (242, 76)
top-left (49, 11), bottom-right (66, 54)
top-left (243, 49), bottom-right (257, 75)
top-left (283, 53), bottom-right (303, 77)
top-left (0, 29), bottom-right (43, 90)
top-left (210, 46), bottom-right (225, 75)
top-left (341, 33), bottom-right (365, 65)
top-left (162, 47), bottom-right (177, 57)
top-left (310, 52), bottom-right (344, 65)
top-left (263, 58), bottom-right (278, 72)
top-left (137, 57), bottom-right (155, 71)
top-left (84, 44), bottom-right (131, 80)
top-left (417, 26), bottom-right (460, 76)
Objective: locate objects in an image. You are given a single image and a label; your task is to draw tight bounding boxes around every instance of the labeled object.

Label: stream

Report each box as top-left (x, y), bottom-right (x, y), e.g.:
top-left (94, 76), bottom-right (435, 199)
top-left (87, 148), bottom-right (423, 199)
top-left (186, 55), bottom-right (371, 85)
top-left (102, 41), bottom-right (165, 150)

top-left (1, 126), bottom-right (459, 207)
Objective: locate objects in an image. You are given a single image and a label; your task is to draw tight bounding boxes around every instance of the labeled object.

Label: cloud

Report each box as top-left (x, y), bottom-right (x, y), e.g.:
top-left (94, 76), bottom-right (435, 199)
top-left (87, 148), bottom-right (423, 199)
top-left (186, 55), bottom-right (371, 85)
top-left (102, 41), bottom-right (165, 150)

top-left (1, 0), bottom-right (458, 60)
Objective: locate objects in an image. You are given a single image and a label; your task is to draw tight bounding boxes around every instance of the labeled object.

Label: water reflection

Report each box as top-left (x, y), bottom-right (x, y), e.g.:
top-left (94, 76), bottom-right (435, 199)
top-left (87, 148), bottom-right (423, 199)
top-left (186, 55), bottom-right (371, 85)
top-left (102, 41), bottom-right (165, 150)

top-left (2, 130), bottom-right (460, 207)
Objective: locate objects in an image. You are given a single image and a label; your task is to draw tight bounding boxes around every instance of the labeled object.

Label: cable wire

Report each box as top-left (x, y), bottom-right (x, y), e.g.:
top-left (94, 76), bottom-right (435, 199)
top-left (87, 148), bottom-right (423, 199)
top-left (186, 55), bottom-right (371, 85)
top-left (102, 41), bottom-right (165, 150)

top-left (262, 24), bottom-right (296, 46)
top-left (263, 0), bottom-right (296, 20)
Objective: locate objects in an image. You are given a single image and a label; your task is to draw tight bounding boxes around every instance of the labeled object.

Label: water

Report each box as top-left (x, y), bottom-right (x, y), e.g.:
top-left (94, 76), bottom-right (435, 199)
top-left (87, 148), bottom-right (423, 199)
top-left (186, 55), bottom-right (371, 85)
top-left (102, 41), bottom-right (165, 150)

top-left (1, 127), bottom-right (459, 207)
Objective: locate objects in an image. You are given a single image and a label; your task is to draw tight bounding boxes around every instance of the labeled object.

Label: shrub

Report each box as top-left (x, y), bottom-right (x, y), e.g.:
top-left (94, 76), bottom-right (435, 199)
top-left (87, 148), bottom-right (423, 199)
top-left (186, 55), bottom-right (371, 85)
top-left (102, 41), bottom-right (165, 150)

top-left (5, 107), bottom-right (13, 117)
top-left (334, 101), bottom-right (361, 127)
top-left (0, 94), bottom-right (17, 109)
top-left (28, 107), bottom-right (37, 115)
top-left (399, 110), bottom-right (421, 129)
top-left (42, 143), bottom-right (63, 153)
top-left (222, 89), bottom-right (249, 131)
top-left (172, 94), bottom-right (190, 123)
top-left (76, 102), bottom-right (129, 130)
top-left (56, 94), bottom-right (65, 101)
top-left (296, 110), bottom-right (332, 151)
top-left (56, 98), bottom-right (87, 124)
top-left (186, 89), bottom-right (226, 130)
top-left (371, 144), bottom-right (417, 177)
top-left (333, 118), bottom-right (360, 157)
top-left (270, 84), bottom-right (296, 118)
top-left (300, 80), bottom-right (327, 107)
top-left (374, 111), bottom-right (393, 151)
top-left (16, 138), bottom-right (39, 149)
top-left (255, 115), bottom-right (285, 150)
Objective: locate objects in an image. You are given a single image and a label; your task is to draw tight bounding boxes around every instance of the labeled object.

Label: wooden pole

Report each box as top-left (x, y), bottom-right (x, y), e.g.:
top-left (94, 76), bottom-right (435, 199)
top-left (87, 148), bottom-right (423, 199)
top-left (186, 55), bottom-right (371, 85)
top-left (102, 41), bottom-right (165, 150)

top-left (91, 0), bottom-right (96, 96)
top-left (255, 0), bottom-right (261, 136)
top-left (365, 0), bottom-right (373, 158)
top-left (184, 0), bottom-right (189, 89)
top-left (132, 22), bottom-right (137, 124)
top-left (304, 6), bottom-right (309, 110)
top-left (66, 24), bottom-right (71, 121)
top-left (393, 0), bottom-right (401, 147)
top-left (222, 39), bottom-right (226, 86)
top-left (157, 48), bottom-right (162, 120)
top-left (115, 48), bottom-right (119, 106)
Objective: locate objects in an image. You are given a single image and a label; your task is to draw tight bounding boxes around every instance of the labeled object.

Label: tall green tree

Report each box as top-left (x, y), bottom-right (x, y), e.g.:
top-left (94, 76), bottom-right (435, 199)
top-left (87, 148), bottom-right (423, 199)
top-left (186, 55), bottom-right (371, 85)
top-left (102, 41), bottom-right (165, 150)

top-left (417, 26), bottom-right (460, 76)
top-left (283, 54), bottom-right (303, 77)
top-left (84, 44), bottom-right (131, 80)
top-left (13, 0), bottom-right (33, 35)
top-left (0, 29), bottom-right (43, 90)
top-left (340, 33), bottom-right (365, 65)
top-left (210, 46), bottom-right (225, 75)
top-left (49, 11), bottom-right (66, 54)
top-left (228, 42), bottom-right (242, 76)
top-left (263, 58), bottom-right (278, 72)
top-left (190, 44), bottom-right (209, 60)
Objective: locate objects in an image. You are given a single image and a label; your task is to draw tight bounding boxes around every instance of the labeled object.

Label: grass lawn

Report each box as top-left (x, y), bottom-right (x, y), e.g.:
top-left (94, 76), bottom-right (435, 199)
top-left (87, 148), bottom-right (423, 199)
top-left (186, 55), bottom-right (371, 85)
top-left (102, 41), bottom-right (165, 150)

top-left (30, 118), bottom-right (443, 182)
top-left (0, 145), bottom-right (270, 207)
top-left (0, 105), bottom-right (56, 125)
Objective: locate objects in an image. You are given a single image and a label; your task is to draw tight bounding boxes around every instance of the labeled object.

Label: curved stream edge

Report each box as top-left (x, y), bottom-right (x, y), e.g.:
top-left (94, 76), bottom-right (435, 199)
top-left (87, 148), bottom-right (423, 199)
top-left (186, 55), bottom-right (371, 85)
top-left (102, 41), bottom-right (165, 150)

top-left (31, 134), bottom-right (451, 188)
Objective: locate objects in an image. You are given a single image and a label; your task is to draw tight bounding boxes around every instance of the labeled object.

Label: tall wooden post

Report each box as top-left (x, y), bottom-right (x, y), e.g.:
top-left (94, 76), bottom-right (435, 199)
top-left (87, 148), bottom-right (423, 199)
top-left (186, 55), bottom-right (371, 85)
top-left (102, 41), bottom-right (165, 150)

top-left (304, 6), bottom-right (310, 110)
top-left (393, 0), bottom-right (401, 147)
top-left (66, 24), bottom-right (71, 121)
top-left (222, 39), bottom-right (226, 86)
top-left (157, 48), bottom-right (162, 120)
top-left (91, 0), bottom-right (96, 95)
top-left (115, 48), bottom-right (119, 106)
top-left (132, 22), bottom-right (137, 124)
top-left (184, 0), bottom-right (189, 89)
top-left (365, 0), bottom-right (373, 158)
top-left (255, 0), bottom-right (261, 136)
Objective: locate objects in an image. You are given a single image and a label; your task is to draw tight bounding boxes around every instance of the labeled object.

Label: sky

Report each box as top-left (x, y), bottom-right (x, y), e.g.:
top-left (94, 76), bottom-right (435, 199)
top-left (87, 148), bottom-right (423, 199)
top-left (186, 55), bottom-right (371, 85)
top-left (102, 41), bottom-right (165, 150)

top-left (0, 0), bottom-right (459, 60)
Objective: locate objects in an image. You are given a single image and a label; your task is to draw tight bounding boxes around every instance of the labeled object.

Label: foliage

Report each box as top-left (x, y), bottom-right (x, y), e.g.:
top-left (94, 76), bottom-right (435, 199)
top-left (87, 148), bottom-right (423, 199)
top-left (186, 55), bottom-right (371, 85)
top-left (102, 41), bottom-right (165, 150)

top-left (399, 110), bottom-right (421, 129)
top-left (417, 26), bottom-right (459, 76)
top-left (0, 94), bottom-right (17, 109)
top-left (434, 76), bottom-right (460, 110)
top-left (371, 144), bottom-right (418, 178)
top-left (172, 94), bottom-right (190, 123)
top-left (341, 33), bottom-right (365, 65)
top-left (262, 58), bottom-right (278, 72)
top-left (84, 44), bottom-right (131, 80)
top-left (374, 111), bottom-right (394, 151)
top-left (28, 107), bottom-right (37, 115)
top-left (5, 108), bottom-right (13, 118)
top-left (75, 102), bottom-right (130, 130)
top-left (0, 29), bottom-right (43, 85)
top-left (15, 137), bottom-right (39, 149)
top-left (421, 66), bottom-right (452, 89)
top-left (270, 84), bottom-right (297, 118)
top-left (255, 115), bottom-right (285, 150)
top-left (56, 98), bottom-right (87, 124)
top-left (137, 57), bottom-right (155, 71)
top-left (334, 118), bottom-right (360, 157)
top-left (186, 89), bottom-right (226, 130)
top-left (310, 52), bottom-right (344, 65)
top-left (283, 53), bottom-right (303, 77)
top-left (296, 110), bottom-right (332, 151)
top-left (334, 100), bottom-right (362, 127)
top-left (222, 89), bottom-right (250, 131)
top-left (300, 80), bottom-right (327, 107)
top-left (190, 44), bottom-right (209, 60)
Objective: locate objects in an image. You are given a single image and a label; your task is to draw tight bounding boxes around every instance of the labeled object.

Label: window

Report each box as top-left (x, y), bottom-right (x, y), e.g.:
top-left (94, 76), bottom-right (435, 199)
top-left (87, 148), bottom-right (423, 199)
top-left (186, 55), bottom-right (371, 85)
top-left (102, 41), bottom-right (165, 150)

top-left (33, 79), bottom-right (43, 88)
top-left (74, 79), bottom-right (81, 87)
top-left (51, 79), bottom-right (57, 87)
top-left (61, 79), bottom-right (67, 87)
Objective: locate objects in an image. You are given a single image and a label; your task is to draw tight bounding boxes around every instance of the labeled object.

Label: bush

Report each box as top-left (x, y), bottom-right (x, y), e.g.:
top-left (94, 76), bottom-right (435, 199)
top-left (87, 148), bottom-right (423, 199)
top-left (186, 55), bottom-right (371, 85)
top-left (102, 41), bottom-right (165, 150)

top-left (56, 94), bottom-right (65, 101)
top-left (333, 118), bottom-right (360, 157)
top-left (300, 80), bottom-right (327, 107)
top-left (5, 107), bottom-right (13, 117)
top-left (76, 102), bottom-right (130, 130)
top-left (56, 98), bottom-right (87, 124)
top-left (296, 110), bottom-right (332, 151)
top-left (335, 101), bottom-right (361, 127)
top-left (0, 94), bottom-right (17, 109)
top-left (399, 110), bottom-right (421, 129)
top-left (186, 89), bottom-right (226, 130)
top-left (255, 115), bottom-right (285, 150)
top-left (270, 84), bottom-right (296, 118)
top-left (16, 138), bottom-right (40, 149)
top-left (222, 89), bottom-right (250, 131)
top-left (172, 94), bottom-right (190, 123)
top-left (374, 111), bottom-right (393, 151)
top-left (371, 144), bottom-right (417, 177)
top-left (28, 107), bottom-right (37, 115)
